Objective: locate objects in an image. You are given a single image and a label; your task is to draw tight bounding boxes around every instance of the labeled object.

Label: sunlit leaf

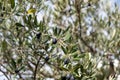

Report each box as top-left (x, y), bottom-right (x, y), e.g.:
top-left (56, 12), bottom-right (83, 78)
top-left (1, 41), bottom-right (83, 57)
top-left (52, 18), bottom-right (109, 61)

top-left (111, 28), bottom-right (116, 40)
top-left (64, 31), bottom-right (71, 41)
top-left (27, 8), bottom-right (36, 14)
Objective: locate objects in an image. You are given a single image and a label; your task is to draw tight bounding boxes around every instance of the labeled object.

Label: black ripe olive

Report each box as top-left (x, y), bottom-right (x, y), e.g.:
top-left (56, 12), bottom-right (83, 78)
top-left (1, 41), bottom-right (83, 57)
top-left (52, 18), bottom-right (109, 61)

top-left (64, 58), bottom-right (70, 64)
top-left (61, 76), bottom-right (66, 80)
top-left (15, 69), bottom-right (19, 73)
top-left (70, 76), bottom-right (75, 80)
top-left (52, 38), bottom-right (57, 44)
top-left (45, 56), bottom-right (49, 62)
top-left (16, 27), bottom-right (19, 31)
top-left (88, 3), bottom-right (91, 6)
top-left (36, 33), bottom-right (41, 39)
top-left (61, 74), bottom-right (75, 80)
top-left (66, 74), bottom-right (75, 80)
top-left (3, 7), bottom-right (5, 11)
top-left (1, 14), bottom-right (3, 17)
top-left (66, 74), bottom-right (71, 79)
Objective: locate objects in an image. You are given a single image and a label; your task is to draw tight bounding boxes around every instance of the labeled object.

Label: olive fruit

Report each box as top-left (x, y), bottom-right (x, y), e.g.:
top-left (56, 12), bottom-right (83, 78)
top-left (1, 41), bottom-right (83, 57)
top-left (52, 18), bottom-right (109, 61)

top-left (1, 14), bottom-right (3, 17)
top-left (70, 76), bottom-right (75, 80)
top-left (36, 32), bottom-right (41, 39)
top-left (64, 58), bottom-right (70, 64)
top-left (45, 56), bottom-right (49, 62)
top-left (66, 74), bottom-right (71, 79)
top-left (88, 3), bottom-right (91, 6)
top-left (3, 7), bottom-right (5, 11)
top-left (52, 38), bottom-right (57, 44)
top-left (61, 76), bottom-right (66, 80)
top-left (15, 69), bottom-right (19, 73)
top-left (61, 74), bottom-right (75, 80)
top-left (66, 74), bottom-right (75, 80)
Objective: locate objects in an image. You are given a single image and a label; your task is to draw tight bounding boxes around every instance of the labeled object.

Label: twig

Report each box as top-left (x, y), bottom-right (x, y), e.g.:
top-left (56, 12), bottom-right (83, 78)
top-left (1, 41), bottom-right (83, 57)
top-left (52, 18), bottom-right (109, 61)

top-left (75, 0), bottom-right (82, 37)
top-left (0, 68), bottom-right (10, 80)
top-left (33, 56), bottom-right (42, 80)
top-left (75, 0), bottom-right (96, 53)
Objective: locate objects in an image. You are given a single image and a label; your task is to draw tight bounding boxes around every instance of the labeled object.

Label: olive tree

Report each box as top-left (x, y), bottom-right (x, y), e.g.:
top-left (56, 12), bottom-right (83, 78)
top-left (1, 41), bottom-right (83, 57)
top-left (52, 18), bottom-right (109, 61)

top-left (0, 0), bottom-right (120, 80)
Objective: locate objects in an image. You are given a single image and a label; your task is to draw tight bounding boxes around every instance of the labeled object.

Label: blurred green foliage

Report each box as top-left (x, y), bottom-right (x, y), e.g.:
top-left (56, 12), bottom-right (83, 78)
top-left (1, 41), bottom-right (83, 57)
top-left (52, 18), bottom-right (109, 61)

top-left (0, 0), bottom-right (120, 80)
